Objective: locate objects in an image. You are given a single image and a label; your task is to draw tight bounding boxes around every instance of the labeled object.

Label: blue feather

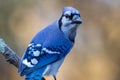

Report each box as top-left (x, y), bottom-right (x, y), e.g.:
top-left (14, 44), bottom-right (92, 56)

top-left (25, 67), bottom-right (46, 80)
top-left (18, 20), bottom-right (73, 77)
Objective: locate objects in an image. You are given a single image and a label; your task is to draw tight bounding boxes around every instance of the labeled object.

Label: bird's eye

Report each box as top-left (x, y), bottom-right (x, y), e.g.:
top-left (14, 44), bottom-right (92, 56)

top-left (65, 15), bottom-right (70, 18)
top-left (64, 14), bottom-right (73, 20)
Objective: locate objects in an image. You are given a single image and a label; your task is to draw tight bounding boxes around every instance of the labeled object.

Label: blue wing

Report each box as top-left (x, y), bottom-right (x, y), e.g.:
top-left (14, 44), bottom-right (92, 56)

top-left (19, 41), bottom-right (73, 76)
top-left (18, 21), bottom-right (73, 76)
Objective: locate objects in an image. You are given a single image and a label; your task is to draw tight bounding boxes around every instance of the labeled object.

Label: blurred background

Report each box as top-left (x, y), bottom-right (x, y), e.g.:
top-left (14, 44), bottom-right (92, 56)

top-left (0, 0), bottom-right (120, 80)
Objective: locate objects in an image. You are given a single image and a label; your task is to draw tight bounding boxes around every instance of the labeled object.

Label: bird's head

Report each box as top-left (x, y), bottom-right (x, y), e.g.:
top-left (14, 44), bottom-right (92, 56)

top-left (59, 7), bottom-right (82, 27)
top-left (59, 7), bottom-right (82, 41)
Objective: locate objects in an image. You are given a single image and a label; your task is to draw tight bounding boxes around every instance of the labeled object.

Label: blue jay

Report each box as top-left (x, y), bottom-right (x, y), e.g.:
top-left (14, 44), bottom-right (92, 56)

top-left (18, 6), bottom-right (82, 80)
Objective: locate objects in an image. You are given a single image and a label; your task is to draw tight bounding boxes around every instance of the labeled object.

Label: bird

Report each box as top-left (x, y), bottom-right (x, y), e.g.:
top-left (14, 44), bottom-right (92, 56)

top-left (18, 6), bottom-right (82, 80)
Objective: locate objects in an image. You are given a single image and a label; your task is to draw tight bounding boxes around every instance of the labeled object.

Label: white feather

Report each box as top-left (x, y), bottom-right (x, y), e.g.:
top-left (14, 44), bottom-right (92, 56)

top-left (42, 48), bottom-right (60, 54)
top-left (31, 58), bottom-right (38, 64)
top-left (22, 59), bottom-right (34, 67)
top-left (43, 58), bottom-right (64, 76)
top-left (33, 50), bottom-right (40, 56)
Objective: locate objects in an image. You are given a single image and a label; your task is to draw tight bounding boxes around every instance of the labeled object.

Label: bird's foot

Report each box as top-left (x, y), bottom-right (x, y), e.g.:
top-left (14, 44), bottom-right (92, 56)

top-left (42, 77), bottom-right (46, 80)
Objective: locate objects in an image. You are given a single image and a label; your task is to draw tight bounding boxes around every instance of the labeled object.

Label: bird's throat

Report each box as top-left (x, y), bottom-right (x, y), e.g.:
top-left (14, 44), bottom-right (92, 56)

top-left (61, 26), bottom-right (77, 42)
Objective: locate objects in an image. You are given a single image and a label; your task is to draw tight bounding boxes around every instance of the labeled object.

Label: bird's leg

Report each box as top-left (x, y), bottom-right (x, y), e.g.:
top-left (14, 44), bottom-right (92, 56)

top-left (42, 77), bottom-right (46, 80)
top-left (53, 75), bottom-right (57, 80)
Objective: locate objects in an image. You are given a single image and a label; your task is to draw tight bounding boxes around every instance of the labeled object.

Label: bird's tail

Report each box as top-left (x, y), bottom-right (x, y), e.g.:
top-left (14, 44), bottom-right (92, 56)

top-left (25, 68), bottom-right (45, 80)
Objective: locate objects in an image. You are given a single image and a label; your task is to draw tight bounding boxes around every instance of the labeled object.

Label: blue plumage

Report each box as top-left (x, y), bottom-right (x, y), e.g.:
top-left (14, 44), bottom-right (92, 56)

top-left (18, 6), bottom-right (82, 80)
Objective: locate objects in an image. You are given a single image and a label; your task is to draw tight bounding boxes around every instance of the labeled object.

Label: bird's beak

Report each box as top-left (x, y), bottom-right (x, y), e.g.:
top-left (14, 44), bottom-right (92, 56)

top-left (72, 17), bottom-right (82, 24)
top-left (72, 14), bottom-right (82, 24)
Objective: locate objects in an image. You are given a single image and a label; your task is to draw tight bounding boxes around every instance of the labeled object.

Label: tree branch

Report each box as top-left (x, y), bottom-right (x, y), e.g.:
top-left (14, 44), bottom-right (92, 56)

top-left (0, 38), bottom-right (20, 68)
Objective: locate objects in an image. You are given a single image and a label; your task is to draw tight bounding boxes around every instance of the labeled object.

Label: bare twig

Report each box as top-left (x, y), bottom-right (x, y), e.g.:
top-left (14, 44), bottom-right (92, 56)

top-left (0, 38), bottom-right (20, 68)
